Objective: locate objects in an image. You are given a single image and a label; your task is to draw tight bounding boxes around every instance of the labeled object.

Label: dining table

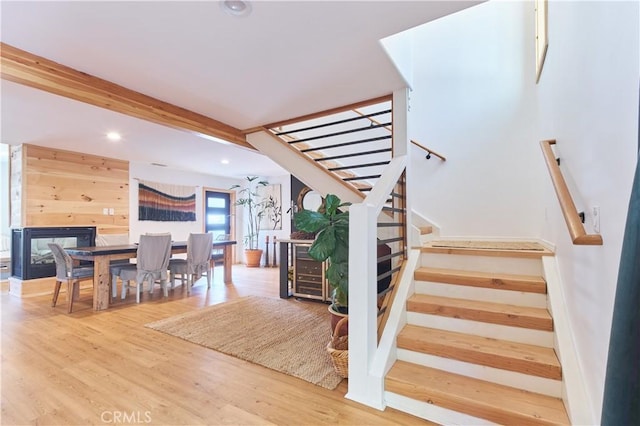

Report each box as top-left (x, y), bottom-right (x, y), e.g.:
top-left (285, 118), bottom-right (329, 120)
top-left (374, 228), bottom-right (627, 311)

top-left (66, 240), bottom-right (237, 311)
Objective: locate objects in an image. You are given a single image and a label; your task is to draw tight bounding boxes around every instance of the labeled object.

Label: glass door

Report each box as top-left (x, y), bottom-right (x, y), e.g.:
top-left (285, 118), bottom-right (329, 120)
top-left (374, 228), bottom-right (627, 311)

top-left (204, 191), bottom-right (231, 240)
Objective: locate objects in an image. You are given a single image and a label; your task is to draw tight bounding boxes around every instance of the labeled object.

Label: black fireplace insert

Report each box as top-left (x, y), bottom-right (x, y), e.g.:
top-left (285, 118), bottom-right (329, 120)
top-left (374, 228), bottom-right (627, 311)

top-left (11, 227), bottom-right (96, 280)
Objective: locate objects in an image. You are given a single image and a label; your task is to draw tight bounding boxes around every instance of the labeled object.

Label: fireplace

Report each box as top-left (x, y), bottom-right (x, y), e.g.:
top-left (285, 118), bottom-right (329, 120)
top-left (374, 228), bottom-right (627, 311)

top-left (11, 227), bottom-right (96, 280)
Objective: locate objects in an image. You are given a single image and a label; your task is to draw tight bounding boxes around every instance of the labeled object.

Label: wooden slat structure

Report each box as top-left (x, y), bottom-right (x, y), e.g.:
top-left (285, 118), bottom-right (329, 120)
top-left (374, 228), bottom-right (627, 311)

top-left (10, 144), bottom-right (129, 234)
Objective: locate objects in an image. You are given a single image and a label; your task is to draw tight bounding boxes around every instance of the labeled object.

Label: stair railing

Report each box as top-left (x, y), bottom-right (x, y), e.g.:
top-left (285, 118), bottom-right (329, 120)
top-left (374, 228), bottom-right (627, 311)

top-left (347, 155), bottom-right (407, 409)
top-left (375, 169), bottom-right (407, 341)
top-left (540, 139), bottom-right (603, 245)
top-left (352, 107), bottom-right (446, 162)
top-left (264, 96), bottom-right (394, 193)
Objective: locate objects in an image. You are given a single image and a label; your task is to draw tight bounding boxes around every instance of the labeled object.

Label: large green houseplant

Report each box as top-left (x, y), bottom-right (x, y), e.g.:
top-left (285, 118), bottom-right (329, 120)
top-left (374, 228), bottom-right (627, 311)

top-left (230, 176), bottom-right (268, 267)
top-left (294, 193), bottom-right (350, 313)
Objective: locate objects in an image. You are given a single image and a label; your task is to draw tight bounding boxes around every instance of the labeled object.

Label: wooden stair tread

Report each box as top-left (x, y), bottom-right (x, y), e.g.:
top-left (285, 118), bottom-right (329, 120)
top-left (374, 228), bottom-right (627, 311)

top-left (415, 266), bottom-right (547, 294)
top-left (398, 325), bottom-right (561, 380)
top-left (420, 226), bottom-right (433, 235)
top-left (408, 294), bottom-right (553, 331)
top-left (386, 361), bottom-right (570, 425)
top-left (421, 240), bottom-right (554, 258)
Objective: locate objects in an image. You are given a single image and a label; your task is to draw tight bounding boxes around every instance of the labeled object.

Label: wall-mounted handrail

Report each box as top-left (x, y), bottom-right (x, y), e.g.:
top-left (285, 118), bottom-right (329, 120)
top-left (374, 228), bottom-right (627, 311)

top-left (410, 140), bottom-right (447, 161)
top-left (540, 139), bottom-right (603, 245)
top-left (352, 108), bottom-right (446, 161)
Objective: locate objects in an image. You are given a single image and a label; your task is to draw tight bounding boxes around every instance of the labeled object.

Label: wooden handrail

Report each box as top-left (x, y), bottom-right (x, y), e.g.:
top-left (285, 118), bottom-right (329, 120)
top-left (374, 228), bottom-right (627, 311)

top-left (540, 140), bottom-right (603, 245)
top-left (410, 140), bottom-right (447, 161)
top-left (352, 108), bottom-right (447, 161)
top-left (254, 95), bottom-right (393, 131)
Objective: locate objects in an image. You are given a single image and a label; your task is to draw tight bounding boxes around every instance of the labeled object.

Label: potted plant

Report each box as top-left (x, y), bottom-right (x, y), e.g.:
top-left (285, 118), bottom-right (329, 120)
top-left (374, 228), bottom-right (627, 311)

top-left (294, 194), bottom-right (351, 318)
top-left (230, 176), bottom-right (269, 267)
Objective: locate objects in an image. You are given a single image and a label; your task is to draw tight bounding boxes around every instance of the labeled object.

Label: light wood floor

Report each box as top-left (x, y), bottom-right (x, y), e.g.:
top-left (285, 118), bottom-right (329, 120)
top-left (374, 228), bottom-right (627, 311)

top-left (1, 265), bottom-right (430, 425)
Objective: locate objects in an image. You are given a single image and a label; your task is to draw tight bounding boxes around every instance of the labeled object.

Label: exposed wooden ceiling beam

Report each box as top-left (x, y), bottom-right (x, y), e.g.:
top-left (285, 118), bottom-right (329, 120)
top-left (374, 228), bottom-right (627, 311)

top-left (0, 42), bottom-right (253, 150)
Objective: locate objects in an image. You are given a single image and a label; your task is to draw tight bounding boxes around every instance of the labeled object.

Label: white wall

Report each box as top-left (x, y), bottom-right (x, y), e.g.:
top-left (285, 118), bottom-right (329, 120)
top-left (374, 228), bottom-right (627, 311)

top-left (407, 1), bottom-right (544, 238)
top-left (129, 162), bottom-right (291, 265)
top-left (404, 0), bottom-right (639, 420)
top-left (536, 1), bottom-right (639, 419)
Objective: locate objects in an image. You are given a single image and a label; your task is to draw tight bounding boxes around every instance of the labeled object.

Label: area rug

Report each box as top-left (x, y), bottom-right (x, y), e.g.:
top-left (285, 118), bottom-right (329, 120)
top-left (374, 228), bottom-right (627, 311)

top-left (145, 295), bottom-right (343, 390)
top-left (429, 240), bottom-right (545, 251)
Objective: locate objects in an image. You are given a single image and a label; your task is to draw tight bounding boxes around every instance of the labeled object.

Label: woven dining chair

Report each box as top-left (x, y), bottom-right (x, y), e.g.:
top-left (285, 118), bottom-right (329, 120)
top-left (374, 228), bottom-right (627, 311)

top-left (169, 232), bottom-right (213, 293)
top-left (48, 243), bottom-right (95, 313)
top-left (114, 234), bottom-right (172, 303)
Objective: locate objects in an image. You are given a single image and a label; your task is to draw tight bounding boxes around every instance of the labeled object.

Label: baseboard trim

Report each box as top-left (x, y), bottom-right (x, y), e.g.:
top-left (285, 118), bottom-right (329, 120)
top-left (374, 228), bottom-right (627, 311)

top-left (8, 276), bottom-right (92, 298)
top-left (542, 256), bottom-right (596, 424)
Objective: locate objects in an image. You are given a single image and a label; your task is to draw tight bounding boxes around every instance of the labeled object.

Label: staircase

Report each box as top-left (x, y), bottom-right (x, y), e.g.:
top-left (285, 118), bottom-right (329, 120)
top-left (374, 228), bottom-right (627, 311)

top-left (384, 241), bottom-right (571, 425)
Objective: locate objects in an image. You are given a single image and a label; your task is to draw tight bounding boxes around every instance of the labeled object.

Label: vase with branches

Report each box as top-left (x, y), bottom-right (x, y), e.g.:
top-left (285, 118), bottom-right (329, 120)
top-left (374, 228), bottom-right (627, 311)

top-left (230, 176), bottom-right (268, 266)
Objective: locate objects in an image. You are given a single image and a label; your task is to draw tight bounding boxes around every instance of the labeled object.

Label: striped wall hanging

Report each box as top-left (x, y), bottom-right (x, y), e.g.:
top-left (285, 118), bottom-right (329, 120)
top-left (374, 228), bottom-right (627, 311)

top-left (138, 180), bottom-right (196, 222)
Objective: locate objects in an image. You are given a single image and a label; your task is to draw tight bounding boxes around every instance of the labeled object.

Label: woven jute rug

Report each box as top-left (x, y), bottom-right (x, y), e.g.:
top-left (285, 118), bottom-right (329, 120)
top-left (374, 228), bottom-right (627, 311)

top-left (429, 240), bottom-right (545, 251)
top-left (146, 296), bottom-right (343, 390)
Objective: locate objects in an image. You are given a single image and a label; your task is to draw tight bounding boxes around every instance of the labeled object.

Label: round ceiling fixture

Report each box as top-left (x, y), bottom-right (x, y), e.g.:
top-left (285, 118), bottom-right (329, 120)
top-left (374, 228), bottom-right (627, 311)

top-left (220, 0), bottom-right (252, 17)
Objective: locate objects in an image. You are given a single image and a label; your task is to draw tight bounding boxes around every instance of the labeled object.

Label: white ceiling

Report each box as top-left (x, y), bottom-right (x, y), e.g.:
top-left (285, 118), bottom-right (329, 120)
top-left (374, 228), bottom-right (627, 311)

top-left (0, 1), bottom-right (478, 177)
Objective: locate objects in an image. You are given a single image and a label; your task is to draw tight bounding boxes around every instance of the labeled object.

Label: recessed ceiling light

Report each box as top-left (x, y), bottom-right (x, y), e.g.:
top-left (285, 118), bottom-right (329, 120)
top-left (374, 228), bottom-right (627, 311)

top-left (220, 0), bottom-right (252, 17)
top-left (106, 131), bottom-right (121, 141)
top-left (221, 159), bottom-right (230, 165)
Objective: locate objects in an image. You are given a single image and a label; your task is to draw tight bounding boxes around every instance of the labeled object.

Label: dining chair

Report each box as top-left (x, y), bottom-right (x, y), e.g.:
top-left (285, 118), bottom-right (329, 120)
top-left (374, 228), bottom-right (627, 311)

top-left (48, 243), bottom-right (95, 313)
top-left (169, 232), bottom-right (213, 293)
top-left (115, 234), bottom-right (172, 303)
top-left (210, 233), bottom-right (230, 276)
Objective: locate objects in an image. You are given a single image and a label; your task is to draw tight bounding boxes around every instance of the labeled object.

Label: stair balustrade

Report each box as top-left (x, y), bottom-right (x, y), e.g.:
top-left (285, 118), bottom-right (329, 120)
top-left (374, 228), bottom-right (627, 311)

top-left (351, 107), bottom-right (446, 162)
top-left (265, 97), bottom-right (393, 192)
top-left (257, 89), bottom-right (412, 410)
top-left (347, 155), bottom-right (408, 409)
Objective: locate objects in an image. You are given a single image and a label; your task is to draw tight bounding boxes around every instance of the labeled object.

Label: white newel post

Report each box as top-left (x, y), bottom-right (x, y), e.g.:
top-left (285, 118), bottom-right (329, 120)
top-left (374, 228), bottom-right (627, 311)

top-left (345, 201), bottom-right (385, 409)
top-left (393, 88), bottom-right (409, 157)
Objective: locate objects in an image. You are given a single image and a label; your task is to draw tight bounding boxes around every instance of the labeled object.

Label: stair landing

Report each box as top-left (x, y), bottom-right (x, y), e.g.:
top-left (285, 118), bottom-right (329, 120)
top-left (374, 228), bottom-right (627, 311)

top-left (421, 240), bottom-right (554, 258)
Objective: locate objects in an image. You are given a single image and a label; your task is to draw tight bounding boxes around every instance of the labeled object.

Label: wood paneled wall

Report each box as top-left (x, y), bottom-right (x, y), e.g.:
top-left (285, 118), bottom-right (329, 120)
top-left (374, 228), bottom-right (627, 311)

top-left (10, 144), bottom-right (129, 234)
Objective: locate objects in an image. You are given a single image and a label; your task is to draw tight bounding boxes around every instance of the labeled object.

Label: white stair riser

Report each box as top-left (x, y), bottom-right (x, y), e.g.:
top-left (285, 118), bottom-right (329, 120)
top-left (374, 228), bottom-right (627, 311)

top-left (385, 391), bottom-right (495, 426)
top-left (421, 252), bottom-right (543, 275)
top-left (407, 311), bottom-right (554, 347)
top-left (414, 281), bottom-right (548, 308)
top-left (418, 232), bottom-right (438, 245)
top-left (397, 349), bottom-right (562, 398)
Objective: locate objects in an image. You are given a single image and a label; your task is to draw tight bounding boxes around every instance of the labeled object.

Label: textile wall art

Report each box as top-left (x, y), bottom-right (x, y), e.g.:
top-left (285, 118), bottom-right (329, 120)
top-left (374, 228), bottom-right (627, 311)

top-left (260, 184), bottom-right (282, 230)
top-left (138, 179), bottom-right (196, 222)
